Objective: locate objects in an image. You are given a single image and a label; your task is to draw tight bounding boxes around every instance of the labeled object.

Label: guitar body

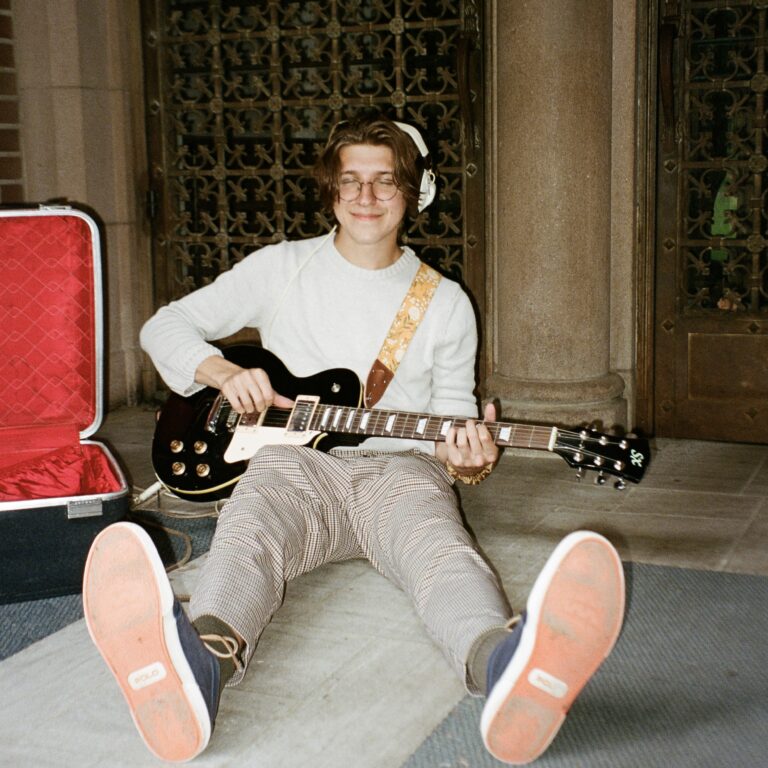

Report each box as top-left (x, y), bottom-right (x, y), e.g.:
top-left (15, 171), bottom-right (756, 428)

top-left (152, 345), bottom-right (363, 501)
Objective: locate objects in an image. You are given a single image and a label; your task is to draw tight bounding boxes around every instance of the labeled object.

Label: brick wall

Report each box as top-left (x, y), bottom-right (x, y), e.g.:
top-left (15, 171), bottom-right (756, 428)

top-left (0, 0), bottom-right (22, 203)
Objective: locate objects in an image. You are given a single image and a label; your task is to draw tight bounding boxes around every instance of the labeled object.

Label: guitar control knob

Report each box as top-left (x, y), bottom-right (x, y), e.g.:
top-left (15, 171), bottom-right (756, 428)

top-left (196, 463), bottom-right (210, 477)
top-left (170, 440), bottom-right (184, 453)
top-left (172, 462), bottom-right (186, 476)
top-left (194, 441), bottom-right (208, 454)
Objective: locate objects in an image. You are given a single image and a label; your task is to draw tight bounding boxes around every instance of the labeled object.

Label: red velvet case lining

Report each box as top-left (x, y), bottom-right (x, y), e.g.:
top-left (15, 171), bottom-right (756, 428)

top-left (0, 213), bottom-right (123, 501)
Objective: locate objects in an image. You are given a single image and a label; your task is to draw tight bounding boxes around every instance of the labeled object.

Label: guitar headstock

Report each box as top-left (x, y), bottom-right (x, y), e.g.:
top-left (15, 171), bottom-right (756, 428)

top-left (552, 428), bottom-right (651, 488)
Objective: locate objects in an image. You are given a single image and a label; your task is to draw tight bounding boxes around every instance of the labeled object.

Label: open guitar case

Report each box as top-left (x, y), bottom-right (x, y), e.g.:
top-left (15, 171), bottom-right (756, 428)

top-left (0, 205), bottom-right (129, 603)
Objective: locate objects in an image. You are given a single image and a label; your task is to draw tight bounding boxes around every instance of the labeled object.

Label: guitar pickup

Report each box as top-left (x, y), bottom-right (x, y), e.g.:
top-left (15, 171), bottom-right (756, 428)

top-left (223, 395), bottom-right (322, 464)
top-left (287, 396), bottom-right (320, 433)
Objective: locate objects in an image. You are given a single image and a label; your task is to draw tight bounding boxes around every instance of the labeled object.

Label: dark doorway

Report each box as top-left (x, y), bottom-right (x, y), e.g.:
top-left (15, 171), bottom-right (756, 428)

top-left (652, 0), bottom-right (768, 442)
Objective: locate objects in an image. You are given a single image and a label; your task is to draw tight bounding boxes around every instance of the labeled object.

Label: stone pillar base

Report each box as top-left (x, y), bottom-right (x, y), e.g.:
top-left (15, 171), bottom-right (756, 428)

top-left (488, 372), bottom-right (628, 433)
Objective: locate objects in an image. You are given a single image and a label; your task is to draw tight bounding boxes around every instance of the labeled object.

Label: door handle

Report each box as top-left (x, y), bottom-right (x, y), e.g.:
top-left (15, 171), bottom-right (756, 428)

top-left (458, 31), bottom-right (478, 161)
top-left (660, 1), bottom-right (680, 152)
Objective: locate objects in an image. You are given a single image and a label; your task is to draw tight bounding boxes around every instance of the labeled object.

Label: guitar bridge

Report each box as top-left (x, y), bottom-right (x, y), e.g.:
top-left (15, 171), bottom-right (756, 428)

top-left (206, 394), bottom-right (240, 433)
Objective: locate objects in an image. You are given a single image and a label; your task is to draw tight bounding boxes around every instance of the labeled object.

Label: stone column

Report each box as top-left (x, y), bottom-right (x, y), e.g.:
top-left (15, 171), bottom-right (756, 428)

top-left (13, 0), bottom-right (151, 408)
top-left (485, 0), bottom-right (627, 431)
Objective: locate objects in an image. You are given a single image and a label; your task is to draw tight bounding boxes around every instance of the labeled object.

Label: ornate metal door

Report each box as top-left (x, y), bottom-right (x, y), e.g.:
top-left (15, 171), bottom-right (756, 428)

top-left (654, 0), bottom-right (768, 442)
top-left (141, 0), bottom-right (484, 322)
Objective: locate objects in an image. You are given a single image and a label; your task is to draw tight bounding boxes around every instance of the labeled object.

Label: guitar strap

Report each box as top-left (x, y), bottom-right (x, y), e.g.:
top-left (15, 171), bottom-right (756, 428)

top-left (364, 261), bottom-right (442, 408)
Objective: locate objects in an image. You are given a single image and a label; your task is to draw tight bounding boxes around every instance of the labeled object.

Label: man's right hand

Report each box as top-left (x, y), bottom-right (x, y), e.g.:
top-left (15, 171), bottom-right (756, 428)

top-left (195, 355), bottom-right (294, 414)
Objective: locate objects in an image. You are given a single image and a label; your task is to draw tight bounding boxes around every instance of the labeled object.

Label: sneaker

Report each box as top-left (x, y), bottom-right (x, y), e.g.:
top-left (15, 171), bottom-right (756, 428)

top-left (83, 521), bottom-right (221, 763)
top-left (480, 531), bottom-right (625, 765)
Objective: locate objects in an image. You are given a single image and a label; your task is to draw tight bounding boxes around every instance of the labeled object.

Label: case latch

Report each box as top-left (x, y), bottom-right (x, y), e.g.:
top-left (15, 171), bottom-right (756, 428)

top-left (67, 498), bottom-right (104, 519)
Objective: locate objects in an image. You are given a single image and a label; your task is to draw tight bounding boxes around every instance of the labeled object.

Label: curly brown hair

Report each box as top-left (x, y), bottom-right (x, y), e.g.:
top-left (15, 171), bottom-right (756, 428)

top-left (314, 112), bottom-right (425, 218)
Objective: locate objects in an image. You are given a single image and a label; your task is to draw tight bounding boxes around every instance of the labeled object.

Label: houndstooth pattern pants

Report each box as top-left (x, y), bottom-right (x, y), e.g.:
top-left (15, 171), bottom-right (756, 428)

top-left (189, 445), bottom-right (512, 691)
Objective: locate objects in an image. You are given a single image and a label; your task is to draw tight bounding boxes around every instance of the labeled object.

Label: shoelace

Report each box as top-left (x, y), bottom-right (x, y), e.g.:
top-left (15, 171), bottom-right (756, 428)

top-left (505, 614), bottom-right (523, 630)
top-left (200, 633), bottom-right (244, 673)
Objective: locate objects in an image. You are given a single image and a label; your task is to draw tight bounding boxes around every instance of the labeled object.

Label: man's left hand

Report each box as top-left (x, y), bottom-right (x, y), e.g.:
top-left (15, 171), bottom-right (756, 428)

top-left (437, 401), bottom-right (499, 474)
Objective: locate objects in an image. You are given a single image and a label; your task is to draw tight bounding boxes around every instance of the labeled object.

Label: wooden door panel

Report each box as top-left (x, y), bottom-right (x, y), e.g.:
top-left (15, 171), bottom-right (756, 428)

top-left (654, 0), bottom-right (768, 443)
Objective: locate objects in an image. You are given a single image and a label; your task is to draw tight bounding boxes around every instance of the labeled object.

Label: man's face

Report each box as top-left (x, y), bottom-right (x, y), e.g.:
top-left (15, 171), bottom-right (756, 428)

top-left (332, 143), bottom-right (407, 263)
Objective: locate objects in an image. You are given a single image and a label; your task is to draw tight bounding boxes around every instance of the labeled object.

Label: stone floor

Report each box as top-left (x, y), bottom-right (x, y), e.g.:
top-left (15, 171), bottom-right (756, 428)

top-left (79, 405), bottom-right (768, 767)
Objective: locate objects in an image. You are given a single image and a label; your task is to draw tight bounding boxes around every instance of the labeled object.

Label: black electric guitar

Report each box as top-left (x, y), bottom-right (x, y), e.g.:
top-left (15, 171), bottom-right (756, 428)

top-left (152, 345), bottom-right (651, 502)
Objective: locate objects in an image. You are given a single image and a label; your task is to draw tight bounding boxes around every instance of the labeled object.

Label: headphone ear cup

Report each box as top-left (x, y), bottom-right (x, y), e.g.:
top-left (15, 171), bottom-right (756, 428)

top-left (394, 120), bottom-right (436, 212)
top-left (418, 169), bottom-right (437, 212)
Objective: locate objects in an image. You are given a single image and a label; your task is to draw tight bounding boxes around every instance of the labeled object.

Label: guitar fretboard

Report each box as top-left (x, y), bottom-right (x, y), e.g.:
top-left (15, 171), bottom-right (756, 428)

top-left (250, 400), bottom-right (557, 451)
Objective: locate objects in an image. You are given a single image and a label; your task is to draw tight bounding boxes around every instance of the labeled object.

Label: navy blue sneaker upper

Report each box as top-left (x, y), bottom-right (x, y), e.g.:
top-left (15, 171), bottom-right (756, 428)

top-left (486, 615), bottom-right (525, 696)
top-left (173, 600), bottom-right (221, 724)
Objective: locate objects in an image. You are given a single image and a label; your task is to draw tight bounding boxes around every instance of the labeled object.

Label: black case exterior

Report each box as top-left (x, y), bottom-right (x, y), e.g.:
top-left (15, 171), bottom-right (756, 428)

top-left (0, 206), bottom-right (130, 603)
top-left (0, 482), bottom-right (127, 603)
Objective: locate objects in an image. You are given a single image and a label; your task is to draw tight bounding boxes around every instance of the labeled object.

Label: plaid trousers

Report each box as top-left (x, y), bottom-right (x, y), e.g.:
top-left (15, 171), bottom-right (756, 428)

top-left (189, 445), bottom-right (512, 691)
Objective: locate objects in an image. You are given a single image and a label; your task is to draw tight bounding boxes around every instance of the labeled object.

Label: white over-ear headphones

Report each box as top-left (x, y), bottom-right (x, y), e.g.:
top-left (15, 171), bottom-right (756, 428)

top-left (393, 121), bottom-right (437, 212)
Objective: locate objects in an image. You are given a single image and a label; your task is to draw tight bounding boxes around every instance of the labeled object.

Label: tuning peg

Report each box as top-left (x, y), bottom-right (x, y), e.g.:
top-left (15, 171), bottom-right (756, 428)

top-left (575, 468), bottom-right (584, 482)
top-left (595, 472), bottom-right (606, 486)
top-left (614, 479), bottom-right (626, 490)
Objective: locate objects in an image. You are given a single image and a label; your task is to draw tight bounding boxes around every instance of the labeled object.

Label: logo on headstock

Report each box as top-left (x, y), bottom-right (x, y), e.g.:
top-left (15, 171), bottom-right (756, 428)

top-left (630, 449), bottom-right (645, 468)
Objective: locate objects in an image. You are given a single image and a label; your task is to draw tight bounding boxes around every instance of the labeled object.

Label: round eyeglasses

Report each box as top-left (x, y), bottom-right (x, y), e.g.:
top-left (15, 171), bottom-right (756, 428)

top-left (337, 177), bottom-right (399, 202)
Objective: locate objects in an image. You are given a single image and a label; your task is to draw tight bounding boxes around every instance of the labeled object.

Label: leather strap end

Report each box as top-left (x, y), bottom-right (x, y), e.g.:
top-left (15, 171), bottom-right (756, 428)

top-left (364, 359), bottom-right (395, 408)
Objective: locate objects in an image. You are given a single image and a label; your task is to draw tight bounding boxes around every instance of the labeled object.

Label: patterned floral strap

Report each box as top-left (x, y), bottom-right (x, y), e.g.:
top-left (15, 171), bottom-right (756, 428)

top-left (364, 262), bottom-right (442, 408)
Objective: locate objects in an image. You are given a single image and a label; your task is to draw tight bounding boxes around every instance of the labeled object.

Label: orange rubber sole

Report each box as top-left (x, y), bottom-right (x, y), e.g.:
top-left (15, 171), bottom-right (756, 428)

top-left (82, 522), bottom-right (210, 763)
top-left (481, 531), bottom-right (625, 765)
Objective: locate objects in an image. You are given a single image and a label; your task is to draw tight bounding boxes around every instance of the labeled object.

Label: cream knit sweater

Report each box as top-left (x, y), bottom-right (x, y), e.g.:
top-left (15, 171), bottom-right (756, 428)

top-left (140, 233), bottom-right (479, 453)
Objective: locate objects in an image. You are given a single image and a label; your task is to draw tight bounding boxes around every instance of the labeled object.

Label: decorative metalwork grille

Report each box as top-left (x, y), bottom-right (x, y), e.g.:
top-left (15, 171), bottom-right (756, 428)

top-left (144, 0), bottom-right (481, 302)
top-left (679, 1), bottom-right (767, 312)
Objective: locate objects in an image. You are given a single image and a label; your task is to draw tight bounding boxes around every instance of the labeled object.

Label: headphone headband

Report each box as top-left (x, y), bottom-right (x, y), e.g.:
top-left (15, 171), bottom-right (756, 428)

top-left (393, 120), bottom-right (436, 212)
top-left (393, 121), bottom-right (430, 158)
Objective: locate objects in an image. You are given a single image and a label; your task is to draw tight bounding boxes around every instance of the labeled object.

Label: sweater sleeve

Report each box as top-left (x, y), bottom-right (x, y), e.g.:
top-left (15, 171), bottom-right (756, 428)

top-left (140, 247), bottom-right (279, 395)
top-left (429, 286), bottom-right (480, 419)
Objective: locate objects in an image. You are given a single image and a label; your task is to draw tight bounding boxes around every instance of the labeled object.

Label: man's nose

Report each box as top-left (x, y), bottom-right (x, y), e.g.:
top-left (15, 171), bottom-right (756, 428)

top-left (358, 181), bottom-right (376, 204)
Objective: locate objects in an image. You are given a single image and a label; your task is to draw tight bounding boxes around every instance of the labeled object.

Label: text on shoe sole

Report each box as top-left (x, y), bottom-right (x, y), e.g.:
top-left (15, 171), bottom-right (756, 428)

top-left (528, 668), bottom-right (568, 698)
top-left (128, 661), bottom-right (168, 690)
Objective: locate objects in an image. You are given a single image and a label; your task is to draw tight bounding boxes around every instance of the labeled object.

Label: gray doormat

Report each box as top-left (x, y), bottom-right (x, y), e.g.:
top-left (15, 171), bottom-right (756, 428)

top-left (402, 563), bottom-right (768, 768)
top-left (0, 508), bottom-right (216, 660)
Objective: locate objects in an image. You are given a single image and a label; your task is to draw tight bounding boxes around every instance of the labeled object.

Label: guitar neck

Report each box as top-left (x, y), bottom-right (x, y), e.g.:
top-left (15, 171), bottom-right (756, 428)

top-left (255, 400), bottom-right (558, 451)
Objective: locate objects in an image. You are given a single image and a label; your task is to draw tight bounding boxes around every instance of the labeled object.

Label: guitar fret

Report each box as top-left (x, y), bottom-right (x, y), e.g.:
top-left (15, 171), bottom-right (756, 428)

top-left (347, 407), bottom-right (358, 432)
